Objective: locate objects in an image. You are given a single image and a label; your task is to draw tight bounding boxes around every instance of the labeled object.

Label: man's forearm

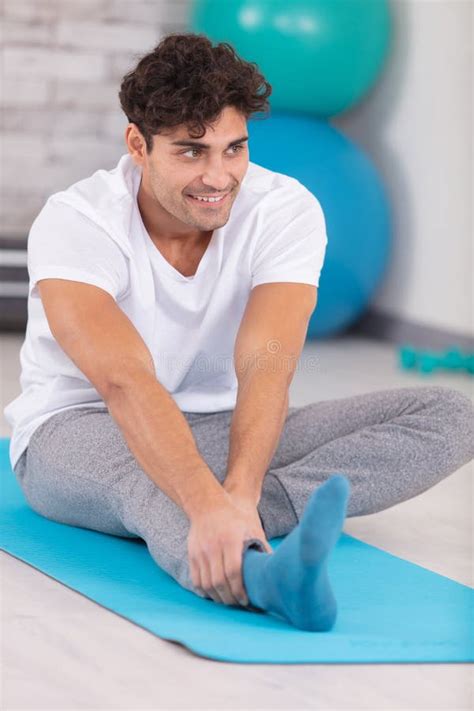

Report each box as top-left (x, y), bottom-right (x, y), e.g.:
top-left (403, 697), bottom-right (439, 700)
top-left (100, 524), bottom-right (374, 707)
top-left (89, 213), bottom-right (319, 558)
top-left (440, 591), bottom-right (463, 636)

top-left (105, 368), bottom-right (226, 519)
top-left (224, 371), bottom-right (290, 504)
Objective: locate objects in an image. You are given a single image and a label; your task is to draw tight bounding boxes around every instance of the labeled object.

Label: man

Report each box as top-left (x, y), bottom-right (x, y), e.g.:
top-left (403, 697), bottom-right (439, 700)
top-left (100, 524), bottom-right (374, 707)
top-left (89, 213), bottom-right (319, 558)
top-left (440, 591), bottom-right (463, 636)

top-left (5, 34), bottom-right (473, 632)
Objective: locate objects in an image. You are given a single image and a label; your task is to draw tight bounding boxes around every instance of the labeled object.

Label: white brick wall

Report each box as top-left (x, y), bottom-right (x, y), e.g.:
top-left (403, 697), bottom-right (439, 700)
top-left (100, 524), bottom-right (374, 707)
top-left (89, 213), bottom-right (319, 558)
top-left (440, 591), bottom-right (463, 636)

top-left (2, 79), bottom-right (51, 106)
top-left (1, 0), bottom-right (191, 237)
top-left (4, 0), bottom-right (66, 22)
top-left (56, 21), bottom-right (158, 53)
top-left (3, 47), bottom-right (109, 80)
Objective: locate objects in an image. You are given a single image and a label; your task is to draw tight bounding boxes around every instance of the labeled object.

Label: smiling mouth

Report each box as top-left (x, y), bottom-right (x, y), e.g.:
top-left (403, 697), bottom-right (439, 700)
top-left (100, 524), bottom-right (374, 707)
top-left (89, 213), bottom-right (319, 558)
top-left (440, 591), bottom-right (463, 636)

top-left (186, 191), bottom-right (231, 206)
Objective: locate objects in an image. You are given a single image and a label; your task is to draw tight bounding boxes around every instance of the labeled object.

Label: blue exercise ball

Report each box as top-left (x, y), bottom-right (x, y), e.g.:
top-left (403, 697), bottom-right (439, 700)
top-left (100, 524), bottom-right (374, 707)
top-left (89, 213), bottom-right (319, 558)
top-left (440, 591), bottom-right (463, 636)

top-left (246, 113), bottom-right (393, 338)
top-left (190, 0), bottom-right (392, 117)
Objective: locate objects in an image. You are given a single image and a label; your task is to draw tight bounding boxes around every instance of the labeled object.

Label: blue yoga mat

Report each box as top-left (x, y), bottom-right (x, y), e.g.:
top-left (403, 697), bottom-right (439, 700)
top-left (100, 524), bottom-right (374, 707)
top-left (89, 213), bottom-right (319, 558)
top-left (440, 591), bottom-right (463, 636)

top-left (1, 438), bottom-right (472, 663)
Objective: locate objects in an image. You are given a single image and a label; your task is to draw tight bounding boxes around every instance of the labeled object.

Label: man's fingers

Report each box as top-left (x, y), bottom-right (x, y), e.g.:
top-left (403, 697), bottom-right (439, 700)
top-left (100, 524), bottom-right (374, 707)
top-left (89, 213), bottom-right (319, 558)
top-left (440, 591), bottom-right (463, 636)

top-left (201, 556), bottom-right (225, 604)
top-left (223, 545), bottom-right (249, 607)
top-left (189, 557), bottom-right (204, 597)
top-left (189, 541), bottom-right (251, 607)
top-left (210, 548), bottom-right (240, 607)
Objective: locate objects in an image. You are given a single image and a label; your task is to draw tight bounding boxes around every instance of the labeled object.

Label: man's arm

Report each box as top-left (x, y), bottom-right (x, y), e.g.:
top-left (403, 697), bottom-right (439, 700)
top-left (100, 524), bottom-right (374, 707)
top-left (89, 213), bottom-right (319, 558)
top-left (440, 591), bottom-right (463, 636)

top-left (37, 279), bottom-right (227, 519)
top-left (37, 278), bottom-right (272, 607)
top-left (224, 282), bottom-right (318, 504)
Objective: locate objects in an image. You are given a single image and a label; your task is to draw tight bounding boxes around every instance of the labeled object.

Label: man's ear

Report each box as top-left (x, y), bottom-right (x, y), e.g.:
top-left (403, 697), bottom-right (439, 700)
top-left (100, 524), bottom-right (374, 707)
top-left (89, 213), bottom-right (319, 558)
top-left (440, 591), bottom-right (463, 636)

top-left (126, 124), bottom-right (148, 164)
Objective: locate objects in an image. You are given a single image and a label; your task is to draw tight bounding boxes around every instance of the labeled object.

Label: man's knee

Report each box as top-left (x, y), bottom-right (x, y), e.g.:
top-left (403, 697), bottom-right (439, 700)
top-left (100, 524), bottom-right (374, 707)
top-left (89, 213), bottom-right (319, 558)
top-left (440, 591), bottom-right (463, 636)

top-left (419, 385), bottom-right (474, 466)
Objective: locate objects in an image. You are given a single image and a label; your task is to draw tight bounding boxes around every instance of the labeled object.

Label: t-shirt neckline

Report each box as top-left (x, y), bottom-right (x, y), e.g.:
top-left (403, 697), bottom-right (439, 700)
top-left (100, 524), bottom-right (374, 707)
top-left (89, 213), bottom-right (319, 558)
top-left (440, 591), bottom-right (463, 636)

top-left (133, 167), bottom-right (220, 283)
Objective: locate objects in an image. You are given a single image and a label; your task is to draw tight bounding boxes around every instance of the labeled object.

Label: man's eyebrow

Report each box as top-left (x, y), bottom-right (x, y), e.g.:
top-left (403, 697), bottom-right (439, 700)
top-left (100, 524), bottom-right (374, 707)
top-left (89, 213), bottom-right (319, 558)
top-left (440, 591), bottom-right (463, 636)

top-left (170, 135), bottom-right (249, 149)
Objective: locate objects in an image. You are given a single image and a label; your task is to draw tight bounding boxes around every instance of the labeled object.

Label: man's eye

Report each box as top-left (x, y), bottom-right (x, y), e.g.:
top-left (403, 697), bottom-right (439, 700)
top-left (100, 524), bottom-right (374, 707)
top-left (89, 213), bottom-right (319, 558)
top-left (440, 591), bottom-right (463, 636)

top-left (182, 145), bottom-right (245, 158)
top-left (183, 148), bottom-right (201, 158)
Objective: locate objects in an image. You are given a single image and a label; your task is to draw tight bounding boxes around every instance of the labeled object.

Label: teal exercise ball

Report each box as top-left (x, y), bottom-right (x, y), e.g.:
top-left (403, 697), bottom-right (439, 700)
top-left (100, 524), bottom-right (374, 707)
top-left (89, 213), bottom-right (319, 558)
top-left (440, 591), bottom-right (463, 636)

top-left (190, 0), bottom-right (392, 116)
top-left (246, 114), bottom-right (393, 338)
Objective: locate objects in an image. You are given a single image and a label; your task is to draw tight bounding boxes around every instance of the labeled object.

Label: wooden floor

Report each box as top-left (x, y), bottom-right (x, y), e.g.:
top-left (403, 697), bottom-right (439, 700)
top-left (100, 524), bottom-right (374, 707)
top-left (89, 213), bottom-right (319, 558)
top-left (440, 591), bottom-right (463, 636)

top-left (1, 332), bottom-right (473, 710)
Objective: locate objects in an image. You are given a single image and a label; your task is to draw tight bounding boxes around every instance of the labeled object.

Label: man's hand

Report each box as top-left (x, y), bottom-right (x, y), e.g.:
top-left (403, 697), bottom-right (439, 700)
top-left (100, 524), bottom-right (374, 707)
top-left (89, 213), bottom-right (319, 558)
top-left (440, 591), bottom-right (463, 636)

top-left (187, 490), bottom-right (272, 607)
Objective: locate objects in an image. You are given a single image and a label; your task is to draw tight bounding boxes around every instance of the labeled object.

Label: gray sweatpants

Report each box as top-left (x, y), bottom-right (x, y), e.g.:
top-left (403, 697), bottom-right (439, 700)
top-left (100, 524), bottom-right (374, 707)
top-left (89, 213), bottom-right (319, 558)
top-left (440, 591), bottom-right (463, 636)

top-left (13, 385), bottom-right (474, 597)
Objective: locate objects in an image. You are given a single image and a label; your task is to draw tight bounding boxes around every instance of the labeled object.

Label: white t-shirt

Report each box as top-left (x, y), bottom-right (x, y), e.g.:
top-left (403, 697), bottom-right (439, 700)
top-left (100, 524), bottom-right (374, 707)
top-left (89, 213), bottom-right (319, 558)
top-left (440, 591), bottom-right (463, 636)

top-left (3, 153), bottom-right (328, 471)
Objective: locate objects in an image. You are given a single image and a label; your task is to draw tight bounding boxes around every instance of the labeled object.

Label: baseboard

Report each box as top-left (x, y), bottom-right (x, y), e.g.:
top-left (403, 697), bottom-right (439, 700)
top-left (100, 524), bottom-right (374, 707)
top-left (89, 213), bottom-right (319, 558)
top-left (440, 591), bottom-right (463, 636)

top-left (346, 308), bottom-right (474, 351)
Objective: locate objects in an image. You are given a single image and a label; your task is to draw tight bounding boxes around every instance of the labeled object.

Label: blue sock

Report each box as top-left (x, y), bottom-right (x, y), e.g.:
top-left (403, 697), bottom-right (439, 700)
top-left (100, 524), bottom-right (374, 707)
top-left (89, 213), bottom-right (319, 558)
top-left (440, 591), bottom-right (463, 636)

top-left (242, 474), bottom-right (351, 631)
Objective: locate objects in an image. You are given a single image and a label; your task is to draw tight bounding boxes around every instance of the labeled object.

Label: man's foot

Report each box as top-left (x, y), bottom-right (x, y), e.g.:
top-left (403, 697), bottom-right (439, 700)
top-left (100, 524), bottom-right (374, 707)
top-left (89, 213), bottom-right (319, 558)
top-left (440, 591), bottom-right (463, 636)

top-left (242, 474), bottom-right (350, 631)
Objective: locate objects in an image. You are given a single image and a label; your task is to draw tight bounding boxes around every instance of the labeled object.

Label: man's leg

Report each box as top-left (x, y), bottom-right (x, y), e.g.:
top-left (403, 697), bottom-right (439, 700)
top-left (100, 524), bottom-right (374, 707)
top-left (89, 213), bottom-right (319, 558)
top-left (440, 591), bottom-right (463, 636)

top-left (13, 404), bottom-right (351, 630)
top-left (13, 406), bottom-right (240, 599)
top-left (239, 384), bottom-right (474, 631)
top-left (13, 385), bottom-right (473, 631)
top-left (257, 385), bottom-right (474, 540)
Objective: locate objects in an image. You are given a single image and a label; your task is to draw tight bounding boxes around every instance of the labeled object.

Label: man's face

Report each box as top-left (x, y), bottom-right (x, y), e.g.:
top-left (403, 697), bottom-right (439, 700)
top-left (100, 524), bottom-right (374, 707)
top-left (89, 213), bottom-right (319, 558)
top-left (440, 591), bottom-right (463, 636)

top-left (131, 106), bottom-right (249, 234)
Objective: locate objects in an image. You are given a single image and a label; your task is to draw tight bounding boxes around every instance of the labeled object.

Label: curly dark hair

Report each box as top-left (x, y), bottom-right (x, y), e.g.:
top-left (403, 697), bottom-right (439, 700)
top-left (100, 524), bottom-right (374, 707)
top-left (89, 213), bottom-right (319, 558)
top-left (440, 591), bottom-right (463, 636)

top-left (118, 32), bottom-right (272, 154)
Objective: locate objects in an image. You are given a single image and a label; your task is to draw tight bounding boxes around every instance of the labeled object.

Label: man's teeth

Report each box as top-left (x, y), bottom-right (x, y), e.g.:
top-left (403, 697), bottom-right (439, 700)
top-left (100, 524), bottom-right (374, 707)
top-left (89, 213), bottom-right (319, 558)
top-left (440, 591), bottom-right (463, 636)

top-left (190, 194), bottom-right (225, 202)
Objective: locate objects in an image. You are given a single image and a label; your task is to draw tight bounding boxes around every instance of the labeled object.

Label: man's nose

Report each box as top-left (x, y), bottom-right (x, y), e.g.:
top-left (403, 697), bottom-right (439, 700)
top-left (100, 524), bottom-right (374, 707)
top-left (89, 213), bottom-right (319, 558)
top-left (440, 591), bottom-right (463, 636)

top-left (201, 159), bottom-right (232, 192)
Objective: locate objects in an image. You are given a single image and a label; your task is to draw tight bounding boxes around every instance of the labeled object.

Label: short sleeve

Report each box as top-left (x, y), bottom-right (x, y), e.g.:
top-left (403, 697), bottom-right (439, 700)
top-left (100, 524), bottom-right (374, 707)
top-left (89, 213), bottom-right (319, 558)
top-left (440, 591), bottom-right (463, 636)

top-left (251, 182), bottom-right (328, 289)
top-left (27, 199), bottom-right (130, 301)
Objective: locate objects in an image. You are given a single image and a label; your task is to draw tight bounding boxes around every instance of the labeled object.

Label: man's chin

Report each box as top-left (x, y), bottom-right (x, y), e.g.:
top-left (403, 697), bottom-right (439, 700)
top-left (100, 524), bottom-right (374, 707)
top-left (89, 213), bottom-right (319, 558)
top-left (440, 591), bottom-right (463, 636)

top-left (183, 208), bottom-right (231, 230)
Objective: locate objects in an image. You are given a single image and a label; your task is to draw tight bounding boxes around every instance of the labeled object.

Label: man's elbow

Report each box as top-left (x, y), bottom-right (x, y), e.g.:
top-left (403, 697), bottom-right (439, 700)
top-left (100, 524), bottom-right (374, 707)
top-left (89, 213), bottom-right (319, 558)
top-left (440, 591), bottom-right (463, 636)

top-left (235, 349), bottom-right (296, 390)
top-left (104, 356), bottom-right (156, 400)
